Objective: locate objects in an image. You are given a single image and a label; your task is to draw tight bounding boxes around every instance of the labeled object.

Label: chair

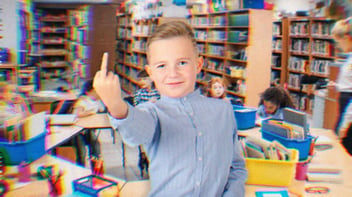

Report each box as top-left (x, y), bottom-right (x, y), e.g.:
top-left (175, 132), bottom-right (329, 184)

top-left (50, 99), bottom-right (76, 114)
top-left (298, 75), bottom-right (321, 110)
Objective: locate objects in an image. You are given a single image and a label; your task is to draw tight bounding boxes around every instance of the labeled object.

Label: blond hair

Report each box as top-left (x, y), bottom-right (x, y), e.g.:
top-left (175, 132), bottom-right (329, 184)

top-left (207, 77), bottom-right (228, 98)
top-left (331, 17), bottom-right (352, 38)
top-left (146, 21), bottom-right (198, 59)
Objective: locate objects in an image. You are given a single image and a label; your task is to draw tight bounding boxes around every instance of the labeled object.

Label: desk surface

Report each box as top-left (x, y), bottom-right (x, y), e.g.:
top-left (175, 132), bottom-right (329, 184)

top-left (5, 154), bottom-right (151, 197)
top-left (45, 125), bottom-right (83, 151)
top-left (100, 127), bottom-right (352, 197)
top-left (75, 113), bottom-right (112, 129)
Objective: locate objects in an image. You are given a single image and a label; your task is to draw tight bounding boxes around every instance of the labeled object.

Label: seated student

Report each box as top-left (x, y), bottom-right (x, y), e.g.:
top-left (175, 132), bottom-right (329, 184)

top-left (339, 100), bottom-right (352, 155)
top-left (206, 77), bottom-right (232, 103)
top-left (257, 86), bottom-right (296, 120)
top-left (93, 21), bottom-right (247, 196)
top-left (72, 79), bottom-right (106, 166)
top-left (133, 69), bottom-right (160, 106)
top-left (0, 82), bottom-right (31, 124)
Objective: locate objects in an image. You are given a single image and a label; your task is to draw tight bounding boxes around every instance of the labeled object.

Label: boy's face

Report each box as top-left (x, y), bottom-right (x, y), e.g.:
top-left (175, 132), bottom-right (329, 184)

top-left (146, 36), bottom-right (203, 98)
top-left (263, 100), bottom-right (278, 115)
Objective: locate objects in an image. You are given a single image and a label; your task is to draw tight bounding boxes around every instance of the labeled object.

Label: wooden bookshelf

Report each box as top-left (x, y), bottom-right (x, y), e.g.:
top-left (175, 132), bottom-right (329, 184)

top-left (34, 7), bottom-right (69, 83)
top-left (271, 18), bottom-right (288, 86)
top-left (191, 9), bottom-right (273, 107)
top-left (116, 10), bottom-right (272, 107)
top-left (286, 17), bottom-right (336, 114)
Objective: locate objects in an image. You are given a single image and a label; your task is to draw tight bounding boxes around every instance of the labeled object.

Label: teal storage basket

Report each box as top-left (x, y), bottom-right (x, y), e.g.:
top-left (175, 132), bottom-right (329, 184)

top-left (233, 105), bottom-right (257, 130)
top-left (0, 132), bottom-right (46, 165)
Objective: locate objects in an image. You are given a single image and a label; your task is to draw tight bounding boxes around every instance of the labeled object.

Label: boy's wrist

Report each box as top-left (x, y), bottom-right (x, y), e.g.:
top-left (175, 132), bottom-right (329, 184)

top-left (107, 99), bottom-right (128, 119)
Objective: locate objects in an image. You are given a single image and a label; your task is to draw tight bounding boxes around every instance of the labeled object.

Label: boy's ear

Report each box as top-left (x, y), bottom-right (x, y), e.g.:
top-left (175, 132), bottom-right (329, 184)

top-left (196, 56), bottom-right (203, 73)
top-left (145, 65), bottom-right (153, 80)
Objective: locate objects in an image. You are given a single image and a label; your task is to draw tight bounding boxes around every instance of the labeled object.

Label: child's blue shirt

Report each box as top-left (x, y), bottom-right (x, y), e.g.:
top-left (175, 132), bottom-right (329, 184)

top-left (109, 89), bottom-right (247, 197)
top-left (257, 104), bottom-right (284, 120)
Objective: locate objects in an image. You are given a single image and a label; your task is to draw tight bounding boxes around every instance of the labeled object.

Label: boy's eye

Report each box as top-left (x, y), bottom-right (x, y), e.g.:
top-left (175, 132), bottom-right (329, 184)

top-left (155, 64), bottom-right (165, 69)
top-left (178, 61), bottom-right (188, 66)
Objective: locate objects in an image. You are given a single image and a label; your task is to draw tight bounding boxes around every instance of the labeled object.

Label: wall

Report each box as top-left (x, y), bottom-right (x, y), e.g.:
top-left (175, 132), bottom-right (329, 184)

top-left (1, 0), bottom-right (18, 63)
top-left (275, 0), bottom-right (313, 14)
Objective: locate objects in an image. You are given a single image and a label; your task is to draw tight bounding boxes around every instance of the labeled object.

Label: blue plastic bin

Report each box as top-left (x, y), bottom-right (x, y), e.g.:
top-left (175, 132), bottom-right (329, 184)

top-left (0, 132), bottom-right (46, 165)
top-left (233, 105), bottom-right (257, 130)
top-left (261, 129), bottom-right (313, 160)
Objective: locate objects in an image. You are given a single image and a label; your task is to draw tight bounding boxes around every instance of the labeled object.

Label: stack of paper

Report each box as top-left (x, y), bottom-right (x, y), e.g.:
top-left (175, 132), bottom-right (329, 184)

top-left (307, 164), bottom-right (342, 183)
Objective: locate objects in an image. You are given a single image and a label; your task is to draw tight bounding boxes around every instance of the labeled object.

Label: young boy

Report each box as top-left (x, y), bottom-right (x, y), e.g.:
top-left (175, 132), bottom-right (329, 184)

top-left (93, 21), bottom-right (247, 196)
top-left (133, 69), bottom-right (160, 106)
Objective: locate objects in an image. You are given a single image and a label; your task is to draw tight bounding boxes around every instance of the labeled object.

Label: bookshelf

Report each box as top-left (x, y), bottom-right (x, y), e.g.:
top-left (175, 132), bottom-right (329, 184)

top-left (191, 9), bottom-right (273, 107)
top-left (34, 7), bottom-right (69, 82)
top-left (271, 18), bottom-right (288, 86)
top-left (286, 17), bottom-right (336, 113)
top-left (67, 6), bottom-right (90, 89)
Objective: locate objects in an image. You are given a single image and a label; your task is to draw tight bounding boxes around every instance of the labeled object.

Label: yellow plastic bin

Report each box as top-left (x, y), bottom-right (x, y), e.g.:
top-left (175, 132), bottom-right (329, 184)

top-left (245, 149), bottom-right (299, 186)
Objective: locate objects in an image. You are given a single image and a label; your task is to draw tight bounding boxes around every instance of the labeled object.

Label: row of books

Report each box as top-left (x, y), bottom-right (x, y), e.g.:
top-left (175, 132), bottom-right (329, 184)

top-left (290, 39), bottom-right (309, 54)
top-left (311, 22), bottom-right (334, 37)
top-left (310, 59), bottom-right (331, 75)
top-left (132, 40), bottom-right (147, 51)
top-left (241, 135), bottom-right (293, 160)
top-left (290, 22), bottom-right (309, 36)
top-left (125, 53), bottom-right (147, 67)
top-left (204, 59), bottom-right (224, 71)
top-left (272, 39), bottom-right (282, 51)
top-left (195, 30), bottom-right (207, 40)
top-left (311, 40), bottom-right (335, 56)
top-left (272, 23), bottom-right (282, 36)
top-left (207, 45), bottom-right (225, 56)
top-left (288, 57), bottom-right (309, 72)
top-left (271, 55), bottom-right (281, 67)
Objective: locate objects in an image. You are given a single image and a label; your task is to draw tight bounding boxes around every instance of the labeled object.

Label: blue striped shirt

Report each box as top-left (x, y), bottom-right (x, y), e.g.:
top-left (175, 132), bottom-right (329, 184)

top-left (110, 90), bottom-right (247, 197)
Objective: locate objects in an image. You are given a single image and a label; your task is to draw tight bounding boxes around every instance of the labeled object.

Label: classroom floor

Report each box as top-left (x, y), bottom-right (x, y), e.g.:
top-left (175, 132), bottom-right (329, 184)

top-left (99, 130), bottom-right (149, 181)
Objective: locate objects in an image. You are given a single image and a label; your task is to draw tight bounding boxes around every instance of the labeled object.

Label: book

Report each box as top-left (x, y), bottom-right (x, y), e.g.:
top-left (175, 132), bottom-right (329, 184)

top-left (255, 189), bottom-right (289, 197)
top-left (307, 172), bottom-right (342, 183)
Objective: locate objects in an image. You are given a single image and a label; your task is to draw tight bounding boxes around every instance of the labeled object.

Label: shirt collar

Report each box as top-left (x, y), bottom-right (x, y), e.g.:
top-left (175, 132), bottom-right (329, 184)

top-left (160, 89), bottom-right (201, 104)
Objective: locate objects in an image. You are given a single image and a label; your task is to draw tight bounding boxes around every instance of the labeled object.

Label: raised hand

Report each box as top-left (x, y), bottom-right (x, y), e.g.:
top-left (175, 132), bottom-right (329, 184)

top-left (93, 52), bottom-right (128, 118)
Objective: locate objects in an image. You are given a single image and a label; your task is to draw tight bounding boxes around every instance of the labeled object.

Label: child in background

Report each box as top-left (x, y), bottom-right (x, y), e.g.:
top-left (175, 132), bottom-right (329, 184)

top-left (72, 79), bottom-right (105, 166)
top-left (0, 83), bottom-right (31, 124)
top-left (257, 86), bottom-right (296, 120)
top-left (133, 69), bottom-right (160, 106)
top-left (206, 77), bottom-right (232, 103)
top-left (93, 21), bottom-right (247, 196)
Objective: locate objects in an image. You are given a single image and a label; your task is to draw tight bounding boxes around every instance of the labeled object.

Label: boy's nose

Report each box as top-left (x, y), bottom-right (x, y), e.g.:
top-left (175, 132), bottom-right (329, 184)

top-left (167, 66), bottom-right (178, 77)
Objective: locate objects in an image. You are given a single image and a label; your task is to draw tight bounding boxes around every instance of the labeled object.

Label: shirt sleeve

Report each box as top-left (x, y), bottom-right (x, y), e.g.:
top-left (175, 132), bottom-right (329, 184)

top-left (108, 103), bottom-right (158, 147)
top-left (223, 107), bottom-right (248, 197)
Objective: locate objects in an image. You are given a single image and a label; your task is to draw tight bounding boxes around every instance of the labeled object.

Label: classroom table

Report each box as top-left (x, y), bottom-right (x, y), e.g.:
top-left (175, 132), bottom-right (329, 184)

top-left (88, 127), bottom-right (352, 197)
top-left (30, 90), bottom-right (78, 113)
top-left (240, 127), bottom-right (352, 196)
top-left (45, 125), bottom-right (83, 151)
top-left (75, 113), bottom-right (116, 144)
top-left (4, 154), bottom-right (150, 197)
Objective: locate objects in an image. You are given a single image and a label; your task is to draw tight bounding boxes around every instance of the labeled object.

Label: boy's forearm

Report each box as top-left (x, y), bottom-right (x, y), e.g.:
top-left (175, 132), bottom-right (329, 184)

top-left (106, 99), bottom-right (128, 119)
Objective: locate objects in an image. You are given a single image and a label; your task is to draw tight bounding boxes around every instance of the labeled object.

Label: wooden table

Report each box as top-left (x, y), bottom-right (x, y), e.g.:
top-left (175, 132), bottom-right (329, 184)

top-left (97, 127), bottom-right (352, 197)
top-left (30, 90), bottom-right (78, 113)
top-left (45, 125), bottom-right (83, 151)
top-left (3, 154), bottom-right (151, 196)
